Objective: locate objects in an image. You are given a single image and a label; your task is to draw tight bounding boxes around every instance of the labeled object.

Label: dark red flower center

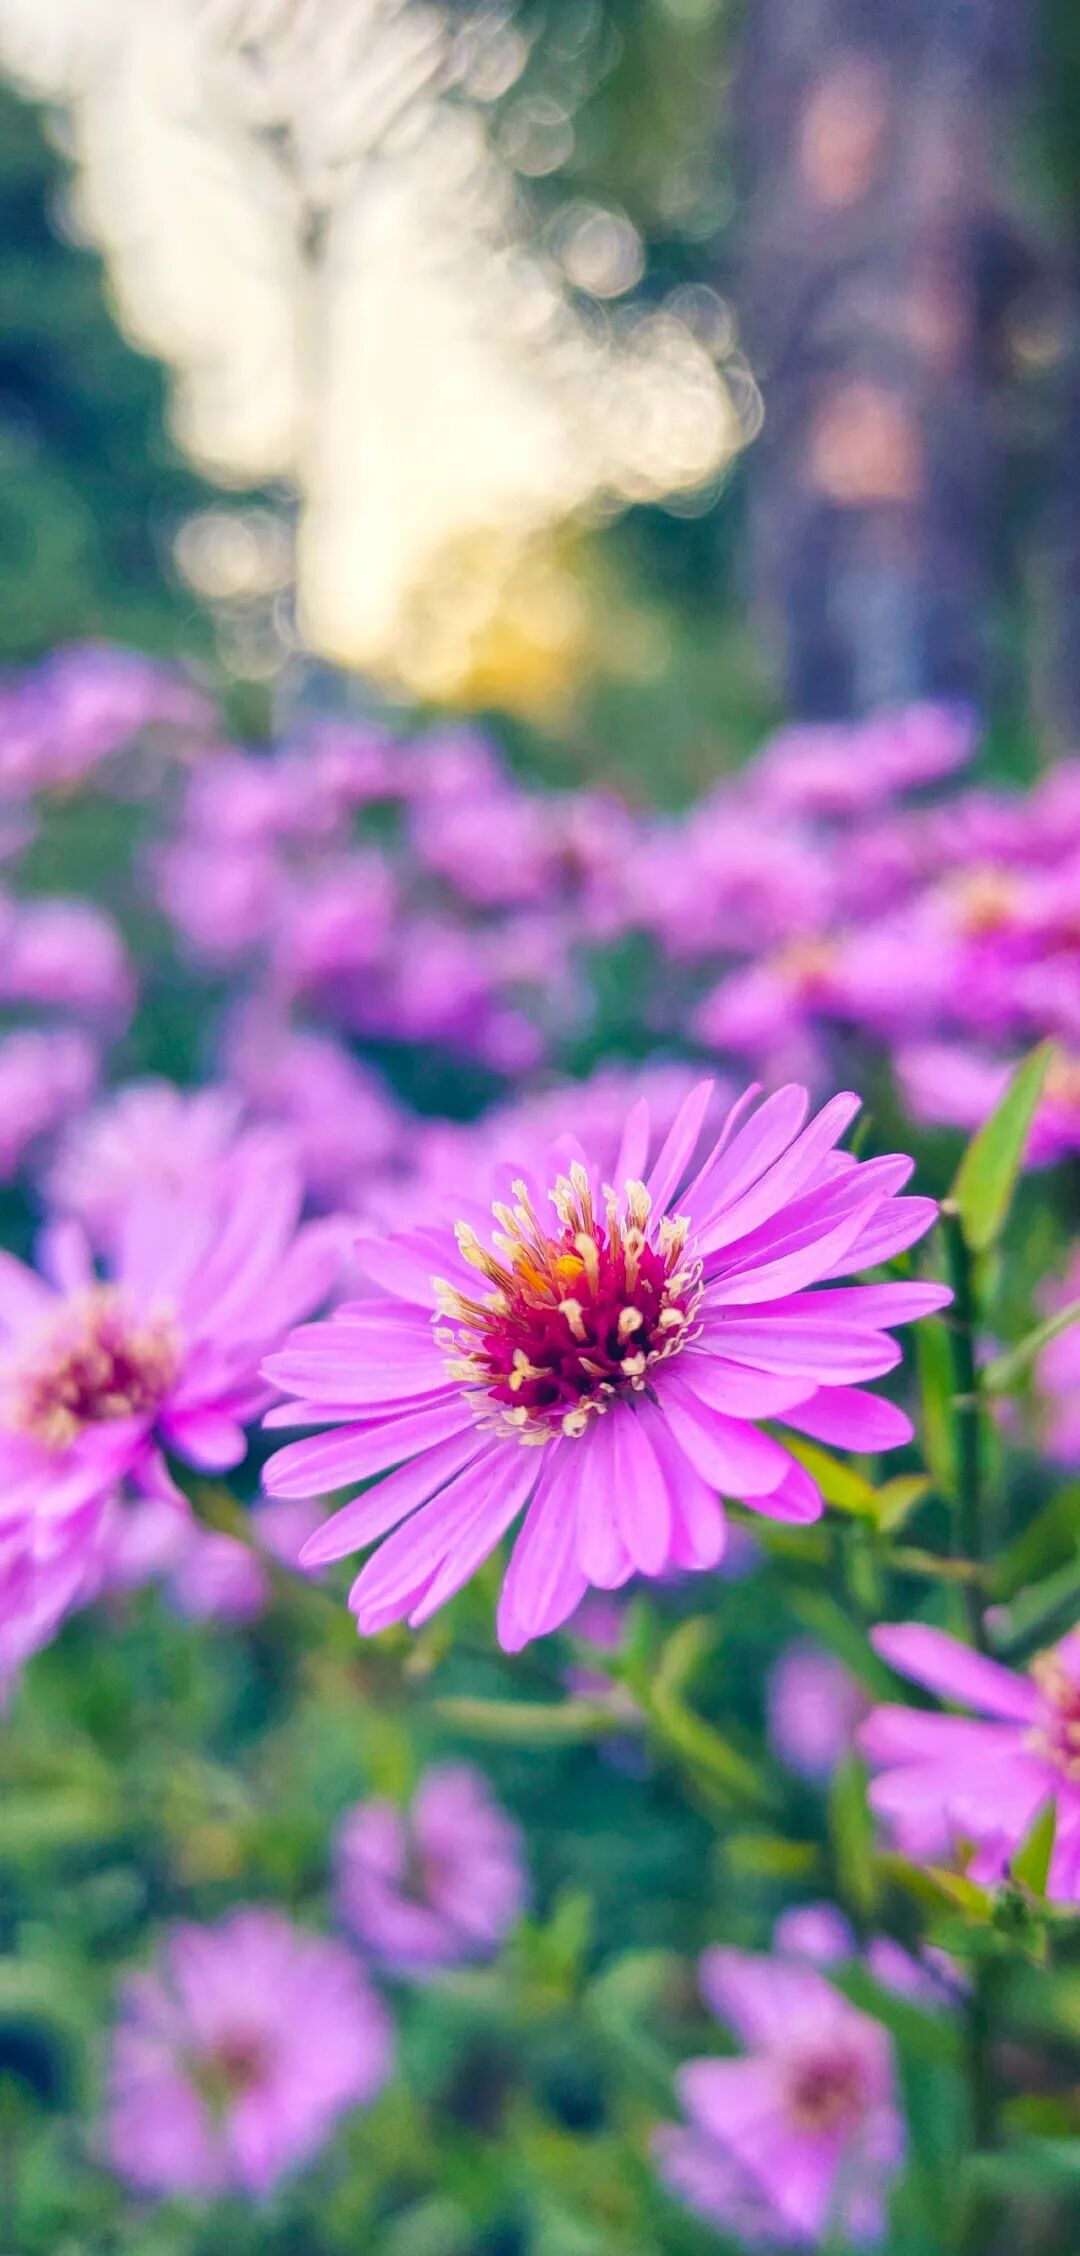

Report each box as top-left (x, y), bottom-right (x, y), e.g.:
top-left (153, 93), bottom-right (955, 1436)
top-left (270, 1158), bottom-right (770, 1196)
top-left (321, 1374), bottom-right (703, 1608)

top-left (1029, 1649), bottom-right (1080, 1781)
top-left (8, 1287), bottom-right (179, 1450)
top-left (436, 1166), bottom-right (700, 1442)
top-left (783, 2044), bottom-right (867, 2134)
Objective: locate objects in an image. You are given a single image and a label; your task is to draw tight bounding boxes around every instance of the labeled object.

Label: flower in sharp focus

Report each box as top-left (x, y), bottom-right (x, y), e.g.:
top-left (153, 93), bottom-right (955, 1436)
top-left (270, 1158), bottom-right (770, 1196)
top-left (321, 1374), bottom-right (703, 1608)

top-left (655, 1944), bottom-right (903, 2247)
top-left (861, 1624), bottom-right (1080, 1898)
top-left (0, 1128), bottom-right (340, 1673)
top-left (104, 1908), bottom-right (391, 2198)
top-left (263, 1078), bottom-right (947, 1649)
top-left (336, 1763), bottom-right (526, 1974)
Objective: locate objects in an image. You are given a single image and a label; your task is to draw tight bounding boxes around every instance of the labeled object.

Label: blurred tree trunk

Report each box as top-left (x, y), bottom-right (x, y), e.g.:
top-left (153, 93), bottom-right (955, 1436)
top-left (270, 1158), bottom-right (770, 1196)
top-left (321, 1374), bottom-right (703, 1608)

top-left (734, 0), bottom-right (1037, 720)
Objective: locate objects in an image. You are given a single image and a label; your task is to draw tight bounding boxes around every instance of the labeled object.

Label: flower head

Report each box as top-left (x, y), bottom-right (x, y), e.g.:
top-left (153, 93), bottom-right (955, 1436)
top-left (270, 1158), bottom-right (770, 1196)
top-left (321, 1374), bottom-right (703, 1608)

top-left (264, 1079), bottom-right (946, 1648)
top-left (0, 1127), bottom-right (339, 1672)
top-left (104, 1908), bottom-right (391, 2197)
top-left (656, 1943), bottom-right (903, 2246)
top-left (767, 1640), bottom-right (869, 1783)
top-left (862, 1623), bottom-right (1080, 1898)
top-left (336, 1763), bottom-right (526, 1973)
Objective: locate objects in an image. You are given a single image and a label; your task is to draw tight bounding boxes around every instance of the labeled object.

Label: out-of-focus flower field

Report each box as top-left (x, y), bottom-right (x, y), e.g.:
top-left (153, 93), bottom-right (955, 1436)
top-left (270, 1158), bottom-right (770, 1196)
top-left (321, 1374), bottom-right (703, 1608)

top-left (8, 7), bottom-right (1080, 2256)
top-left (6, 648), bottom-right (1080, 2256)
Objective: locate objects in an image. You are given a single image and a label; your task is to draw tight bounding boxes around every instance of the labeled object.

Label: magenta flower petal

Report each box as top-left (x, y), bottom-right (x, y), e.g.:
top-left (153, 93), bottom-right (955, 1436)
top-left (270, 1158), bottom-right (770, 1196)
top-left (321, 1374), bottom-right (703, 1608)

top-left (300, 1425), bottom-right (485, 1567)
top-left (871, 1624), bottom-right (1039, 1721)
top-left (783, 1387), bottom-right (914, 1451)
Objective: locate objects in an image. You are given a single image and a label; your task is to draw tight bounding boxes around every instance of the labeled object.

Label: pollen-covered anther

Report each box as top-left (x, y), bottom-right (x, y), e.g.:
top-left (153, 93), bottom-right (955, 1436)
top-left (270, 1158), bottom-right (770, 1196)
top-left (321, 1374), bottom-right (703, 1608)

top-left (441, 1168), bottom-right (703, 1444)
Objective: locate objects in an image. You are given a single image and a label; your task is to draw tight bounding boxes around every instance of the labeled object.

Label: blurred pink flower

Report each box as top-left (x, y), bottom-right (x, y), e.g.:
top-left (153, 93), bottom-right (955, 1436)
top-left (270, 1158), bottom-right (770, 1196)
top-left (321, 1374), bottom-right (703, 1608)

top-left (0, 1131), bottom-right (339, 1672)
top-left (104, 1908), bottom-right (391, 2197)
top-left (336, 1763), bottom-right (526, 1973)
top-left (862, 1622), bottom-right (1080, 1897)
top-left (264, 1079), bottom-right (944, 1647)
top-left (0, 1028), bottom-right (98, 1182)
top-left (44, 1081), bottom-right (243, 1248)
top-left (767, 1640), bottom-right (869, 1783)
top-left (657, 1943), bottom-right (903, 2246)
top-left (0, 895), bottom-right (133, 1020)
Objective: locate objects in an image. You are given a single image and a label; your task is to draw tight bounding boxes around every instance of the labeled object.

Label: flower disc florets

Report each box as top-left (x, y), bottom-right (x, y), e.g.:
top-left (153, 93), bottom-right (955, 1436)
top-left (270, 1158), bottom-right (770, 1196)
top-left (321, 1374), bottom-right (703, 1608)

top-left (434, 1165), bottom-right (701, 1443)
top-left (1028, 1649), bottom-right (1080, 1782)
top-left (6, 1286), bottom-right (180, 1451)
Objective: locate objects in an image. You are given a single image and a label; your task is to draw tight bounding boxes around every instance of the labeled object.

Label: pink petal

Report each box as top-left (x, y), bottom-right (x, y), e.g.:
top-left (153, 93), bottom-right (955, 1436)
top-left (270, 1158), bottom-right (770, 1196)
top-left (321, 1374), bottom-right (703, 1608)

top-left (781, 1387), bottom-right (913, 1452)
top-left (574, 1419), bottom-right (635, 1587)
top-left (669, 1352), bottom-right (812, 1419)
top-left (824, 1195), bottom-right (939, 1275)
top-left (497, 1450), bottom-right (589, 1650)
top-left (609, 1408), bottom-right (672, 1575)
top-left (301, 1427), bottom-right (488, 1566)
top-left (707, 1317), bottom-right (902, 1383)
top-left (660, 1373), bottom-right (789, 1495)
top-left (349, 1452), bottom-right (511, 1628)
top-left (613, 1095), bottom-right (653, 1189)
top-left (264, 1397), bottom-right (471, 1498)
top-left (408, 1448), bottom-right (539, 1624)
top-left (644, 1078), bottom-right (715, 1212)
top-left (871, 1623), bottom-right (1038, 1721)
top-left (696, 1092), bottom-right (861, 1253)
top-left (745, 1455), bottom-right (823, 1523)
top-left (157, 1406), bottom-right (247, 1470)
top-left (688, 1084), bottom-right (810, 1220)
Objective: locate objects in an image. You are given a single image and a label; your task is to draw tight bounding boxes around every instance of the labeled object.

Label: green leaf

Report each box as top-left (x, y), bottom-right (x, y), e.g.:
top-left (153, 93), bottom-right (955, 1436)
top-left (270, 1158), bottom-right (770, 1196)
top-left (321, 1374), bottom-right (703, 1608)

top-left (915, 1317), bottom-right (958, 1501)
top-left (778, 1433), bottom-right (878, 1515)
top-left (982, 1296), bottom-right (1080, 1395)
top-left (949, 1040), bottom-right (1055, 1252)
top-left (925, 1868), bottom-right (993, 1921)
top-left (1011, 1798), bottom-right (1058, 1896)
top-left (988, 1554), bottom-right (1080, 1659)
top-left (874, 1474), bottom-right (931, 1533)
top-left (828, 1756), bottom-right (877, 1915)
top-left (1014, 1795), bottom-right (1055, 1904)
top-left (433, 1696), bottom-right (620, 1745)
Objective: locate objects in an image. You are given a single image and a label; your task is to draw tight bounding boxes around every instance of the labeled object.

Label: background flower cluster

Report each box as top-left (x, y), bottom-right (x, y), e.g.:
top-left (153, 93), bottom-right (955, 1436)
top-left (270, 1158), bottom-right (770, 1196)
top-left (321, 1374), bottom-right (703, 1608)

top-left (7, 643), bottom-right (1080, 2256)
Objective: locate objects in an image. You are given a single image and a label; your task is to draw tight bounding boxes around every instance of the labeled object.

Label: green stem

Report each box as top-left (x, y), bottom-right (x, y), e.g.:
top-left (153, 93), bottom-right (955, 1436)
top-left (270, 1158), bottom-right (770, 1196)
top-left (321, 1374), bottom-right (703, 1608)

top-left (941, 1207), bottom-right (1000, 2233)
top-left (941, 1205), bottom-right (990, 1654)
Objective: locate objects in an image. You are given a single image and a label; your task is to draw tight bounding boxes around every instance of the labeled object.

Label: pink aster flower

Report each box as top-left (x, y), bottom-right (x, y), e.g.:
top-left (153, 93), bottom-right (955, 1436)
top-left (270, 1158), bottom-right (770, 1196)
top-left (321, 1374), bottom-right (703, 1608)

top-left (862, 1624), bottom-right (1080, 1897)
top-left (767, 1640), bottom-right (869, 1783)
top-left (0, 1131), bottom-right (339, 1671)
top-left (0, 895), bottom-right (133, 1020)
top-left (657, 1944), bottom-right (903, 2247)
top-left (263, 1079), bottom-right (946, 1648)
top-left (104, 1907), bottom-right (391, 2198)
top-left (336, 1763), bottom-right (526, 1974)
top-left (44, 1081), bottom-right (243, 1249)
top-left (0, 1028), bottom-right (98, 1183)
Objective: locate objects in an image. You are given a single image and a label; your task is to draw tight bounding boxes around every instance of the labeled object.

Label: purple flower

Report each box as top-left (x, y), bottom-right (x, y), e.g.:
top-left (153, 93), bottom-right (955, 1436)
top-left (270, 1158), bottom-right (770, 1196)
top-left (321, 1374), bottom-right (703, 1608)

top-left (861, 1623), bottom-right (1080, 1897)
top-left (222, 1016), bottom-right (404, 1210)
top-left (104, 1907), bottom-right (391, 2197)
top-left (0, 1131), bottom-right (339, 1670)
top-left (767, 1641), bottom-right (869, 1783)
top-left (0, 895), bottom-right (133, 1020)
top-left (657, 1945), bottom-right (903, 2246)
top-left (263, 1079), bottom-right (945, 1647)
top-left (336, 1763), bottom-right (526, 1973)
top-left (0, 1028), bottom-right (98, 1182)
top-left (44, 1081), bottom-right (243, 1248)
